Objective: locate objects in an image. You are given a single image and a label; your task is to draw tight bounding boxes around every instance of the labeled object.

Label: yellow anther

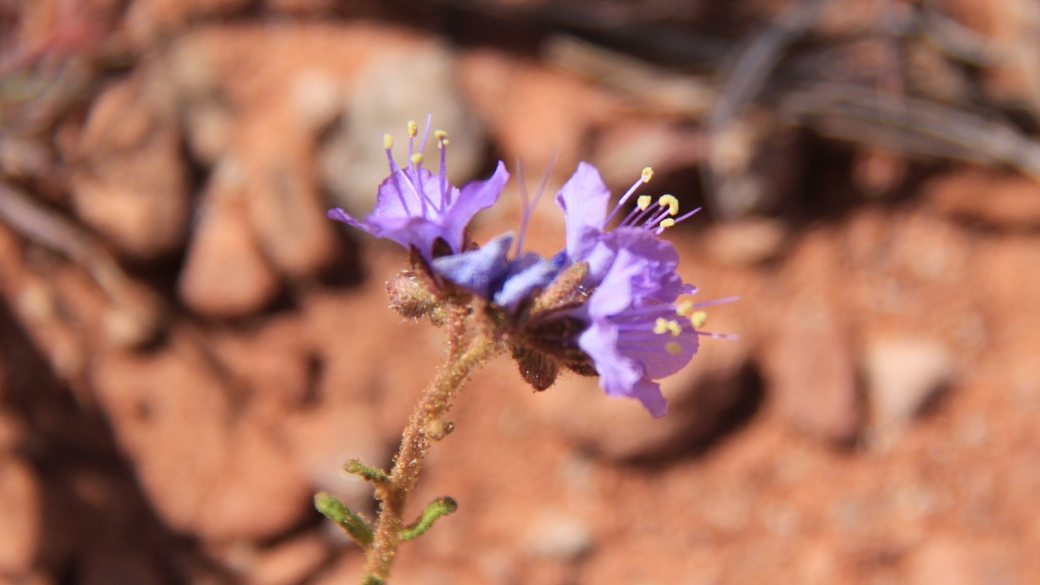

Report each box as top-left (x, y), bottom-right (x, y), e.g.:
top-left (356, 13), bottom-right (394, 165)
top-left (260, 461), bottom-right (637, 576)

top-left (434, 130), bottom-right (448, 141)
top-left (665, 342), bottom-right (682, 355)
top-left (653, 317), bottom-right (669, 335)
top-left (407, 120), bottom-right (418, 137)
top-left (641, 167), bottom-right (654, 182)
top-left (410, 152), bottom-right (423, 165)
top-left (658, 195), bottom-right (680, 216)
top-left (655, 317), bottom-right (682, 337)
top-left (690, 311), bottom-right (707, 329)
top-left (659, 218), bottom-right (675, 229)
top-left (441, 138), bottom-right (449, 146)
top-left (637, 195), bottom-right (652, 210)
top-left (383, 134), bottom-right (393, 150)
top-left (676, 300), bottom-right (693, 316)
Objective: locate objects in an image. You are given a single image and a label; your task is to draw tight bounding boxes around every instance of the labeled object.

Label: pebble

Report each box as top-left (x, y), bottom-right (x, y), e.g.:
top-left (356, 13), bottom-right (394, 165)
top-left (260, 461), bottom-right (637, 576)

top-left (0, 455), bottom-right (40, 576)
top-left (525, 515), bottom-right (593, 560)
top-left (705, 219), bottom-right (789, 266)
top-left (864, 337), bottom-right (956, 434)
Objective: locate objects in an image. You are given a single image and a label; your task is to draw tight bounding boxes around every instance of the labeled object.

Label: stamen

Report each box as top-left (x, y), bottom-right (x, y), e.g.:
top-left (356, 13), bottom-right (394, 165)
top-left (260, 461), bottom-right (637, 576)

top-left (514, 153), bottom-right (557, 257)
top-left (619, 201), bottom-right (658, 228)
top-left (690, 311), bottom-right (707, 328)
top-left (665, 342), bottom-right (682, 355)
top-left (653, 318), bottom-right (683, 336)
top-left (383, 135), bottom-right (413, 214)
top-left (658, 195), bottom-right (679, 216)
top-left (676, 300), bottom-right (693, 316)
top-left (410, 153), bottom-right (423, 165)
top-left (674, 207), bottom-right (701, 224)
top-left (692, 295), bottom-right (741, 309)
top-left (659, 218), bottom-right (675, 229)
top-left (696, 331), bottom-right (739, 340)
top-left (407, 120), bottom-right (418, 137)
top-left (418, 113), bottom-right (432, 153)
top-left (653, 318), bottom-right (670, 334)
top-left (637, 195), bottom-right (652, 210)
top-left (438, 133), bottom-right (448, 207)
top-left (643, 207), bottom-right (673, 230)
top-left (605, 166), bottom-right (655, 225)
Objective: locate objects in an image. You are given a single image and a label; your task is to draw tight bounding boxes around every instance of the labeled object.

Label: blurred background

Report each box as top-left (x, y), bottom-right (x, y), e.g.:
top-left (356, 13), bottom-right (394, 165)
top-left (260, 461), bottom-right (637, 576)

top-left (1, 0), bottom-right (1040, 583)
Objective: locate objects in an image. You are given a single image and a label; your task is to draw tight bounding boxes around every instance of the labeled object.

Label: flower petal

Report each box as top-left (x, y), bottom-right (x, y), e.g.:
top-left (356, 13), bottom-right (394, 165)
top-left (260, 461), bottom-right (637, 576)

top-left (555, 162), bottom-right (611, 263)
top-left (431, 232), bottom-right (513, 297)
top-left (630, 377), bottom-right (668, 418)
top-left (440, 161), bottom-right (510, 253)
top-left (494, 252), bottom-right (562, 311)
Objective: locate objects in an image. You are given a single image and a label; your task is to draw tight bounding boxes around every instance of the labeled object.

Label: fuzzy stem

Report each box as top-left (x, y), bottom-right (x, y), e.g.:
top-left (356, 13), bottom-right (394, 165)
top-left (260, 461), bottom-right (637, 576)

top-left (360, 312), bottom-right (503, 582)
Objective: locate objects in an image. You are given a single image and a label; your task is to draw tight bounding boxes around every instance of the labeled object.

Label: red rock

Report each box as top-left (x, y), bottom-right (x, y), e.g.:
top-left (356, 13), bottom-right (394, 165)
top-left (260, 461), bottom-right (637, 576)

top-left (0, 455), bottom-right (40, 576)
top-left (529, 331), bottom-right (750, 460)
top-left (908, 538), bottom-right (1017, 585)
top-left (71, 75), bottom-right (190, 259)
top-left (760, 231), bottom-right (862, 442)
top-left (247, 533), bottom-right (329, 585)
top-left (925, 168), bottom-right (1040, 228)
top-left (178, 160), bottom-right (282, 318)
top-left (237, 109), bottom-right (337, 279)
top-left (457, 49), bottom-right (621, 172)
top-left (91, 331), bottom-right (312, 540)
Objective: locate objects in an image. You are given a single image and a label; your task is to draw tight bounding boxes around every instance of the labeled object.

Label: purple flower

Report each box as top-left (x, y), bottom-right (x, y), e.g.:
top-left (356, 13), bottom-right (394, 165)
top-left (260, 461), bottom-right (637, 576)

top-left (431, 232), bottom-right (564, 311)
top-left (576, 248), bottom-right (704, 417)
top-left (431, 157), bottom-right (564, 312)
top-left (328, 118), bottom-right (508, 262)
top-left (553, 162), bottom-right (735, 416)
top-left (555, 162), bottom-right (699, 285)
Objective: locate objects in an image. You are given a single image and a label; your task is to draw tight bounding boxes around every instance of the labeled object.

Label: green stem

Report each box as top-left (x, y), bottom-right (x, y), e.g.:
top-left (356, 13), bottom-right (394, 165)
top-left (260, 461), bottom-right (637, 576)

top-left (360, 315), bottom-right (503, 582)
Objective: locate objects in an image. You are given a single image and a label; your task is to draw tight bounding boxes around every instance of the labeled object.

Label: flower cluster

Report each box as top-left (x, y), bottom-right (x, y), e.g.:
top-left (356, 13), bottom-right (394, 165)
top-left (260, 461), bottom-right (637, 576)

top-left (330, 118), bottom-right (734, 417)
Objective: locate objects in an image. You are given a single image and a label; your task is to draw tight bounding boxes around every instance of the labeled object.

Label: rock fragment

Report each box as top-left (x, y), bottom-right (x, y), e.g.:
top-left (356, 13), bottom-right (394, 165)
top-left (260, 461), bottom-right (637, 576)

top-left (177, 159), bottom-right (281, 318)
top-left (0, 455), bottom-right (40, 576)
top-left (864, 337), bottom-right (956, 435)
top-left (71, 74), bottom-right (190, 259)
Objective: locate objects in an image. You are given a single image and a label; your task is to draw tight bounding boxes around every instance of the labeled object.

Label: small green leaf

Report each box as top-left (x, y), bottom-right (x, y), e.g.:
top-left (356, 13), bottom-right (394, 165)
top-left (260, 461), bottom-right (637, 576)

top-left (343, 459), bottom-right (391, 484)
top-left (399, 497), bottom-right (458, 541)
top-left (314, 492), bottom-right (374, 548)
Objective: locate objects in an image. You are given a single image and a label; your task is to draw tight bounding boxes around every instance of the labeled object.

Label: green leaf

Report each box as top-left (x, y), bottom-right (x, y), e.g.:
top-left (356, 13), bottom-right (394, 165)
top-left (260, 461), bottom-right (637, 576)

top-left (314, 492), bottom-right (374, 548)
top-left (399, 497), bottom-right (458, 541)
top-left (343, 459), bottom-right (391, 484)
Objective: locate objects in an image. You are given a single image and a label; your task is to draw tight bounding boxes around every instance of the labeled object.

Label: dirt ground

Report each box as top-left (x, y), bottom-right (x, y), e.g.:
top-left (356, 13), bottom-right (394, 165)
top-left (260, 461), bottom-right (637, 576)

top-left (2, 1), bottom-right (1040, 584)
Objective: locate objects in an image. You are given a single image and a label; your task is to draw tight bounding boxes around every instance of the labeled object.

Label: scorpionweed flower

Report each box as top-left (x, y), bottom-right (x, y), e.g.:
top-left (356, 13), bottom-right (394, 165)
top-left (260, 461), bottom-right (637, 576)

top-left (556, 162), bottom-right (736, 416)
top-left (431, 157), bottom-right (564, 312)
top-left (328, 115), bottom-right (509, 262)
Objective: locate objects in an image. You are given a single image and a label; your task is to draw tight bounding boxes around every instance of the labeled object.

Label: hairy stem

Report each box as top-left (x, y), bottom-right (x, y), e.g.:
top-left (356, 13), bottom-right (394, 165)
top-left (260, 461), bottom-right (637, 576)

top-left (361, 309), bottom-right (502, 582)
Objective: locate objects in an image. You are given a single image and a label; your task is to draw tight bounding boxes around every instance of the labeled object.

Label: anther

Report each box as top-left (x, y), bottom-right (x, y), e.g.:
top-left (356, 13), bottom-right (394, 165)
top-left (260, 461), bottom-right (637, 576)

top-left (659, 218), bottom-right (675, 229)
top-left (637, 195), bottom-right (652, 210)
top-left (434, 130), bottom-right (448, 141)
top-left (410, 153), bottom-right (423, 165)
top-left (641, 167), bottom-right (654, 182)
top-left (665, 342), bottom-right (682, 355)
top-left (658, 195), bottom-right (679, 215)
top-left (383, 134), bottom-right (393, 150)
top-left (690, 311), bottom-right (708, 328)
top-left (676, 300), bottom-right (693, 316)
top-left (407, 120), bottom-right (418, 137)
top-left (653, 317), bottom-right (669, 335)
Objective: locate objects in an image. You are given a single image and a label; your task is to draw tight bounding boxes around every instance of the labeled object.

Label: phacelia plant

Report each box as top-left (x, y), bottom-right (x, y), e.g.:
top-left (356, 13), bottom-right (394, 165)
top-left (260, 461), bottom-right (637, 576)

top-left (318, 116), bottom-right (735, 584)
